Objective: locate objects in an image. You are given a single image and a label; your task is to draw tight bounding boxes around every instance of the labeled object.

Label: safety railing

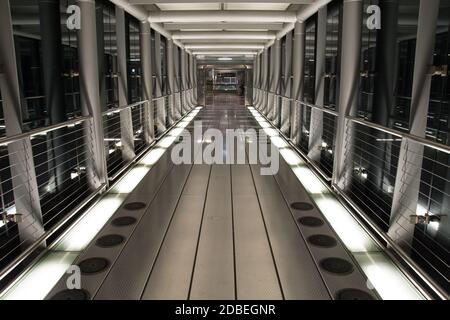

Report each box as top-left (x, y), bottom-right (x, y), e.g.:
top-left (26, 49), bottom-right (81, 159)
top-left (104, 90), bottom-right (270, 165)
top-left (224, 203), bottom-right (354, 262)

top-left (173, 91), bottom-right (182, 121)
top-left (0, 115), bottom-right (105, 283)
top-left (252, 87), bottom-right (450, 299)
top-left (0, 85), bottom-right (199, 289)
top-left (102, 100), bottom-right (148, 178)
top-left (130, 102), bottom-right (147, 155)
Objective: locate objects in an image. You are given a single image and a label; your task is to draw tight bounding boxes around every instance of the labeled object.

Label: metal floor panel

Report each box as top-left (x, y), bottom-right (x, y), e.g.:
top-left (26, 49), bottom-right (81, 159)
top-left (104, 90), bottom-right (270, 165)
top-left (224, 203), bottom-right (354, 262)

top-left (272, 159), bottom-right (378, 299)
top-left (189, 165), bottom-right (235, 300)
top-left (232, 165), bottom-right (282, 300)
top-left (45, 149), bottom-right (177, 300)
top-left (94, 164), bottom-right (193, 299)
top-left (249, 164), bottom-right (331, 300)
top-left (141, 165), bottom-right (211, 299)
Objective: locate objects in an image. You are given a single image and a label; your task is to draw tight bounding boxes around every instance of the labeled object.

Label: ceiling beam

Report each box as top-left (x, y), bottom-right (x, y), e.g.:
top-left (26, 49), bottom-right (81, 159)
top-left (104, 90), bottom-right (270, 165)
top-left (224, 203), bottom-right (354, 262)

top-left (178, 38), bottom-right (269, 44)
top-left (184, 44), bottom-right (265, 50)
top-left (163, 22), bottom-right (285, 31)
top-left (193, 51), bottom-right (257, 55)
top-left (148, 10), bottom-right (297, 23)
top-left (172, 31), bottom-right (276, 40)
top-left (131, 0), bottom-right (314, 3)
top-left (109, 0), bottom-right (185, 48)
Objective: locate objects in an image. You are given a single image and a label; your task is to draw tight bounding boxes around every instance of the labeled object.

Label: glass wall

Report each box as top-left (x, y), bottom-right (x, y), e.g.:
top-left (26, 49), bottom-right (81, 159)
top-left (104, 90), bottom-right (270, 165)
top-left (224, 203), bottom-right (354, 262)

top-left (299, 15), bottom-right (317, 153)
top-left (101, 0), bottom-right (118, 110)
top-left (323, 0), bottom-right (342, 110)
top-left (250, 0), bottom-right (450, 296)
top-left (161, 36), bottom-right (168, 95)
top-left (14, 36), bottom-right (46, 129)
top-left (416, 0), bottom-right (450, 293)
top-left (10, 0), bottom-right (83, 131)
top-left (304, 17), bottom-right (317, 104)
top-left (281, 31), bottom-right (293, 98)
top-left (151, 29), bottom-right (157, 96)
top-left (348, 0), bottom-right (420, 234)
top-left (321, 2), bottom-right (342, 177)
top-left (126, 14), bottom-right (142, 104)
top-left (1, 0), bottom-right (88, 271)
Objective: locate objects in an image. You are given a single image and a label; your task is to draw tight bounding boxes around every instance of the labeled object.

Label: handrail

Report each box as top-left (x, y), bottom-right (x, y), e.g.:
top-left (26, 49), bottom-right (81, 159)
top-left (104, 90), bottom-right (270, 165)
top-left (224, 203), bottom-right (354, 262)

top-left (252, 86), bottom-right (450, 299)
top-left (0, 183), bottom-right (107, 283)
top-left (296, 100), bottom-right (339, 117)
top-left (332, 185), bottom-right (449, 300)
top-left (0, 116), bottom-right (91, 146)
top-left (255, 87), bottom-right (450, 155)
top-left (347, 116), bottom-right (450, 155)
top-left (101, 100), bottom-right (149, 116)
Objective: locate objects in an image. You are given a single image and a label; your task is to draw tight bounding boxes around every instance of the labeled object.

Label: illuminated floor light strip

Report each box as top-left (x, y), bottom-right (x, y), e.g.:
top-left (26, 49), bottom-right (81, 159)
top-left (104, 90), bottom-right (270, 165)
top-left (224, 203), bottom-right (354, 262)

top-left (312, 195), bottom-right (379, 253)
top-left (247, 106), bottom-right (425, 300)
top-left (55, 194), bottom-right (127, 251)
top-left (279, 148), bottom-right (305, 166)
top-left (1, 107), bottom-right (202, 300)
top-left (1, 252), bottom-right (78, 300)
top-left (270, 136), bottom-right (289, 149)
top-left (354, 252), bottom-right (425, 300)
top-left (110, 166), bottom-right (151, 194)
top-left (292, 166), bottom-right (329, 195)
top-left (139, 147), bottom-right (166, 166)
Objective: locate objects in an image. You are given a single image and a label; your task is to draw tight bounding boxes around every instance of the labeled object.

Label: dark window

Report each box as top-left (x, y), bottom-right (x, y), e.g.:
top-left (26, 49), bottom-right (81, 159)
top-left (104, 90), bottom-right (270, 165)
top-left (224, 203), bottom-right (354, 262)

top-left (126, 14), bottom-right (142, 103)
top-left (323, 0), bottom-right (342, 110)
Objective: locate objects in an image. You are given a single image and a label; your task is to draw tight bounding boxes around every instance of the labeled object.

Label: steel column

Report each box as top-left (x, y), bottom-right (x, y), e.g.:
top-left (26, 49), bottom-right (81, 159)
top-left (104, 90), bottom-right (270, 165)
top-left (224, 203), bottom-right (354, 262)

top-left (368, 0), bottom-right (399, 191)
top-left (332, 0), bottom-right (362, 189)
top-left (261, 49), bottom-right (268, 113)
top-left (388, 0), bottom-right (440, 251)
top-left (154, 32), bottom-right (163, 97)
top-left (140, 21), bottom-right (155, 144)
top-left (0, 0), bottom-right (44, 244)
top-left (188, 53), bottom-right (194, 105)
top-left (180, 49), bottom-right (188, 114)
top-left (154, 32), bottom-right (166, 132)
top-left (254, 53), bottom-right (261, 107)
top-left (77, 0), bottom-right (108, 190)
top-left (167, 39), bottom-right (175, 125)
top-left (173, 45), bottom-right (182, 119)
top-left (269, 39), bottom-right (281, 121)
top-left (280, 31), bottom-right (293, 135)
top-left (193, 56), bottom-right (198, 104)
top-left (308, 7), bottom-right (327, 162)
top-left (187, 52), bottom-right (193, 107)
top-left (39, 0), bottom-right (72, 193)
top-left (96, 0), bottom-right (107, 112)
top-left (116, 7), bottom-right (135, 161)
top-left (252, 57), bottom-right (257, 104)
top-left (290, 21), bottom-right (305, 144)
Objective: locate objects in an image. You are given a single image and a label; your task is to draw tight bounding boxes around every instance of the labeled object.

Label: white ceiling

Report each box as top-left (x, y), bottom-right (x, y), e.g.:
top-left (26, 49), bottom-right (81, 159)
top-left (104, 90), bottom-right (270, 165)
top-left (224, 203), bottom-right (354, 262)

top-left (155, 3), bottom-right (291, 11)
top-left (126, 1), bottom-right (320, 61)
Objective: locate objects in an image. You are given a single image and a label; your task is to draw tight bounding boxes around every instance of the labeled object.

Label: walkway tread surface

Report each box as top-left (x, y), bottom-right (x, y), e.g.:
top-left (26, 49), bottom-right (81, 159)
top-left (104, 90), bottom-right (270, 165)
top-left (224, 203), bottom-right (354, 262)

top-left (47, 94), bottom-right (373, 300)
